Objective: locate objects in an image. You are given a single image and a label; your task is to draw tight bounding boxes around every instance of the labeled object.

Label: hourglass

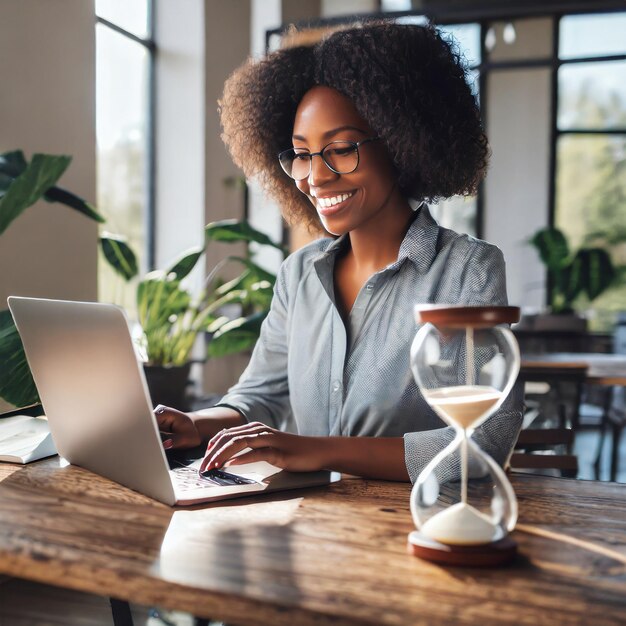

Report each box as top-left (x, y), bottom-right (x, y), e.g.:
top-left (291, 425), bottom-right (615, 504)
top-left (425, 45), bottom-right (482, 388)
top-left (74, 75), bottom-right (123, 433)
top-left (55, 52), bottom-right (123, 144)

top-left (407, 305), bottom-right (521, 566)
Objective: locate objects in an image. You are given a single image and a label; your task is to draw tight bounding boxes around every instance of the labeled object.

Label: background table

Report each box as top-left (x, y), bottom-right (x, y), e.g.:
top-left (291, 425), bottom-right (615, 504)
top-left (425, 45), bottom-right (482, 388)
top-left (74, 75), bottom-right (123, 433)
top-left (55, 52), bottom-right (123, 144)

top-left (0, 458), bottom-right (624, 625)
top-left (521, 353), bottom-right (626, 385)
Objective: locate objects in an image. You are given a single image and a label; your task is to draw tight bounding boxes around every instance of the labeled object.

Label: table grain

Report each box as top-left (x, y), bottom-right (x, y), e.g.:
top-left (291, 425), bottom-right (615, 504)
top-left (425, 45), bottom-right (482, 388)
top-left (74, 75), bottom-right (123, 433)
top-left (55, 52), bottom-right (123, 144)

top-left (0, 458), bottom-right (624, 625)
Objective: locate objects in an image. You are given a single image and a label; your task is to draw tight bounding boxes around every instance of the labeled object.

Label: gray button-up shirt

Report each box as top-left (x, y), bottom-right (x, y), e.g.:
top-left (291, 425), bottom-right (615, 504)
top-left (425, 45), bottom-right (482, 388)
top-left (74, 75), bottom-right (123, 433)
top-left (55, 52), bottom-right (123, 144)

top-left (218, 206), bottom-right (523, 482)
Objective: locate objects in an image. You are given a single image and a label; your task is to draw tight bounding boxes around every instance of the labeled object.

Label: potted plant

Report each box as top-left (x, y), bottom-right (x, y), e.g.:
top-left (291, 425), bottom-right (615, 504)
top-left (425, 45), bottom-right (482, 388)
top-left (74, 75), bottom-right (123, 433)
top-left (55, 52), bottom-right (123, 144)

top-left (0, 150), bottom-right (287, 411)
top-left (136, 219), bottom-right (286, 409)
top-left (528, 227), bottom-right (617, 330)
top-left (0, 150), bottom-right (136, 408)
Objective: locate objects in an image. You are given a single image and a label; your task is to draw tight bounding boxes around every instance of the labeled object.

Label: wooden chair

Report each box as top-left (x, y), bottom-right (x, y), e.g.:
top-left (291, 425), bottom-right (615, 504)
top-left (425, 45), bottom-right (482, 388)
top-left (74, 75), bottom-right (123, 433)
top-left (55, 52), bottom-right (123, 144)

top-left (513, 364), bottom-right (586, 479)
top-left (509, 428), bottom-right (578, 478)
top-left (518, 364), bottom-right (587, 433)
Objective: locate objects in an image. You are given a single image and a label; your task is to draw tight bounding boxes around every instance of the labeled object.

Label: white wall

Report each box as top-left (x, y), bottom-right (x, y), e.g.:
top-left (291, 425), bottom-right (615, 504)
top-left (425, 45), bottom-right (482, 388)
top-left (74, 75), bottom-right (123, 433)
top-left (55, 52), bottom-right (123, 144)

top-left (202, 0), bottom-right (253, 394)
top-left (322, 0), bottom-right (377, 16)
top-left (248, 0), bottom-right (285, 273)
top-left (155, 0), bottom-right (205, 271)
top-left (0, 0), bottom-right (97, 307)
top-left (483, 18), bottom-right (554, 312)
top-left (251, 0), bottom-right (281, 58)
top-left (484, 68), bottom-right (551, 311)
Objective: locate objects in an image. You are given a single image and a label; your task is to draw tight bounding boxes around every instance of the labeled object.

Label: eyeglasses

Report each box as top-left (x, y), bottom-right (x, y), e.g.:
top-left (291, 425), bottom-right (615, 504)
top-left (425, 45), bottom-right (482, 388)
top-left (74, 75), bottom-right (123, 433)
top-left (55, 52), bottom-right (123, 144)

top-left (278, 137), bottom-right (379, 181)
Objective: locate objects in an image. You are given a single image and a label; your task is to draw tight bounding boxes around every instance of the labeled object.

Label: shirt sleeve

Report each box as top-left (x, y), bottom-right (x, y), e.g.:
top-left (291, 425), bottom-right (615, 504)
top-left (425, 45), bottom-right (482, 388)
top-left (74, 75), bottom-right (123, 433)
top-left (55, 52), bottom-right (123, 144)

top-left (403, 241), bottom-right (524, 483)
top-left (214, 259), bottom-right (291, 430)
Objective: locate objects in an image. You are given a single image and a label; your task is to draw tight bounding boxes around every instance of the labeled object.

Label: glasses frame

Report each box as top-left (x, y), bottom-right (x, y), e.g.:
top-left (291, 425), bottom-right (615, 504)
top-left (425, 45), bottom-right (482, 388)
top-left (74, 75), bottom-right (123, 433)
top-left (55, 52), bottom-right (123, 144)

top-left (278, 137), bottom-right (380, 181)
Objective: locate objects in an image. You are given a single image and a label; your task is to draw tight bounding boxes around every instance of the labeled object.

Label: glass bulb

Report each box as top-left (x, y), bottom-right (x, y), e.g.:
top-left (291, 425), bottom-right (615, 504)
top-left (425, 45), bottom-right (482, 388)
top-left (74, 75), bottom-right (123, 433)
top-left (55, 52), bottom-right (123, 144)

top-left (409, 306), bottom-right (520, 546)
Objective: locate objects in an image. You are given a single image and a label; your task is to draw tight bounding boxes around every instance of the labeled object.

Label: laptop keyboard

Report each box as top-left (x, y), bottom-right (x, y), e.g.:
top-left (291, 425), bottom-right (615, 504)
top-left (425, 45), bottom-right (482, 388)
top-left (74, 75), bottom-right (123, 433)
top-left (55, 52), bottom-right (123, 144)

top-left (171, 466), bottom-right (258, 492)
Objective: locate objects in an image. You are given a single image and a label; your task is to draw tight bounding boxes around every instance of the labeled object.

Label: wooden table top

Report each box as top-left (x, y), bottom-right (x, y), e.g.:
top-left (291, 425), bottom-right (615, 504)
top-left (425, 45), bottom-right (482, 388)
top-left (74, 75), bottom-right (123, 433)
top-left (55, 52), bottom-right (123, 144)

top-left (521, 352), bottom-right (626, 385)
top-left (0, 458), bottom-right (625, 625)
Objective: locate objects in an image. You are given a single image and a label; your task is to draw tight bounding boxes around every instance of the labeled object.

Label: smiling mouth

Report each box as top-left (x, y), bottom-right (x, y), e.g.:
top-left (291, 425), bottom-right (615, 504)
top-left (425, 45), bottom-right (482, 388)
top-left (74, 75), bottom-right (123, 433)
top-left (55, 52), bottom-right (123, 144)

top-left (316, 191), bottom-right (355, 215)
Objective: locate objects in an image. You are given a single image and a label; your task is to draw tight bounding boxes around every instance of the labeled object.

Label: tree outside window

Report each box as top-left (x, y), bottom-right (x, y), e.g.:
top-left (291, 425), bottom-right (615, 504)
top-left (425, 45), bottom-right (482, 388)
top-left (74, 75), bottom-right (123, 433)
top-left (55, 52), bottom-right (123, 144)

top-left (555, 12), bottom-right (626, 331)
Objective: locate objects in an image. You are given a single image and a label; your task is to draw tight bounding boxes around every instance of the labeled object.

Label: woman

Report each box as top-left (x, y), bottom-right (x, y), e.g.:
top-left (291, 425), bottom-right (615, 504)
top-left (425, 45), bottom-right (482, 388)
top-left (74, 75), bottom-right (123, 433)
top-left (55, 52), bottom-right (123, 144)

top-left (157, 22), bottom-right (523, 483)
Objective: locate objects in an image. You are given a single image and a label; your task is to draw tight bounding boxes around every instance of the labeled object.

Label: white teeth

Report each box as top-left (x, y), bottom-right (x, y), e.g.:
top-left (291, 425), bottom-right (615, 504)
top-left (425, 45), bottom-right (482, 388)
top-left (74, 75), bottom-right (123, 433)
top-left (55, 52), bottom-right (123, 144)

top-left (318, 192), bottom-right (353, 208)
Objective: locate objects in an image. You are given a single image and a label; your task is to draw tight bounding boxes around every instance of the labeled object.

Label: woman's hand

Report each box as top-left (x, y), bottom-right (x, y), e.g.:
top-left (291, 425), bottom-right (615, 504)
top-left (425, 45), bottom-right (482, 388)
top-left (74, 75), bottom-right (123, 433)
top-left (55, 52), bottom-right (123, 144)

top-left (154, 405), bottom-right (201, 449)
top-left (199, 421), bottom-right (326, 473)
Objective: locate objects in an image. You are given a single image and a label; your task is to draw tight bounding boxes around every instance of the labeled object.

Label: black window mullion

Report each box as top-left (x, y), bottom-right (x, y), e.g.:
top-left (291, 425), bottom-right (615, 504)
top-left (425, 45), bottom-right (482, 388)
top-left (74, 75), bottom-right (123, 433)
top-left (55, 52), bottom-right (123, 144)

top-left (548, 14), bottom-right (561, 232)
top-left (146, 0), bottom-right (156, 271)
top-left (96, 16), bottom-right (155, 51)
top-left (546, 15), bottom-right (561, 310)
top-left (475, 20), bottom-right (488, 240)
top-left (560, 53), bottom-right (626, 65)
top-left (558, 128), bottom-right (626, 135)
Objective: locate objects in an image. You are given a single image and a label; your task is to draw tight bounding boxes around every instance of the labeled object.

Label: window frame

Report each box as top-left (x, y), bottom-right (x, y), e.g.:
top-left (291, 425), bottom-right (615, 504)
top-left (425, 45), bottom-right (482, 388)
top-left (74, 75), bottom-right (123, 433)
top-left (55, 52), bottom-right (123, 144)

top-left (265, 3), bottom-right (626, 244)
top-left (549, 13), bottom-right (626, 227)
top-left (95, 1), bottom-right (157, 271)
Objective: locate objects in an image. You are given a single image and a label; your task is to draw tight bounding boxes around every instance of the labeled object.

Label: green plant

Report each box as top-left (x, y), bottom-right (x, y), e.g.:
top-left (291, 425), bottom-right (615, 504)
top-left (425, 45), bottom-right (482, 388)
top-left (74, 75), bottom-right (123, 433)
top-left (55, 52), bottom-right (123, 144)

top-left (529, 227), bottom-right (616, 314)
top-left (137, 219), bottom-right (286, 366)
top-left (0, 150), bottom-right (137, 407)
top-left (0, 150), bottom-right (286, 406)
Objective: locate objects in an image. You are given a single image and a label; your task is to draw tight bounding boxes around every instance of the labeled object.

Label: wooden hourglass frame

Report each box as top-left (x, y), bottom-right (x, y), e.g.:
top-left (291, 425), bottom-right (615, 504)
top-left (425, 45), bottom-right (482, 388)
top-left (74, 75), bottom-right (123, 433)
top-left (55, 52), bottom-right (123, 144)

top-left (407, 305), bottom-right (521, 567)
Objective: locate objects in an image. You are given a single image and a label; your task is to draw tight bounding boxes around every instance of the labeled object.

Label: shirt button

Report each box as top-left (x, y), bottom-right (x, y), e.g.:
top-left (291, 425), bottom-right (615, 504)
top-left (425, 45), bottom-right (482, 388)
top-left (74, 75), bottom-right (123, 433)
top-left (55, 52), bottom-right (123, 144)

top-left (365, 283), bottom-right (374, 291)
top-left (332, 381), bottom-right (342, 393)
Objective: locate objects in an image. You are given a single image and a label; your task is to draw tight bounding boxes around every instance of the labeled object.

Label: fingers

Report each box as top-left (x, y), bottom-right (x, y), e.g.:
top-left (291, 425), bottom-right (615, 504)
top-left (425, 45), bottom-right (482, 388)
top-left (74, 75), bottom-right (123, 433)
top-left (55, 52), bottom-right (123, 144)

top-left (154, 405), bottom-right (200, 449)
top-left (200, 429), bottom-right (276, 473)
top-left (200, 431), bottom-right (271, 472)
top-left (206, 421), bottom-right (270, 451)
top-left (226, 448), bottom-right (278, 466)
top-left (154, 405), bottom-right (184, 431)
top-left (166, 432), bottom-right (196, 449)
top-left (160, 433), bottom-right (174, 450)
top-left (206, 422), bottom-right (273, 455)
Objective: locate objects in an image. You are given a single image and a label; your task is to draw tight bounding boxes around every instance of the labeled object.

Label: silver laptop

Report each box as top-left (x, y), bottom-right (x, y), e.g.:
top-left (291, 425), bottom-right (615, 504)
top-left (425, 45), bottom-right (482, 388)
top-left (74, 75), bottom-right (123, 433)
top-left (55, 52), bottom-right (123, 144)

top-left (8, 296), bottom-right (334, 506)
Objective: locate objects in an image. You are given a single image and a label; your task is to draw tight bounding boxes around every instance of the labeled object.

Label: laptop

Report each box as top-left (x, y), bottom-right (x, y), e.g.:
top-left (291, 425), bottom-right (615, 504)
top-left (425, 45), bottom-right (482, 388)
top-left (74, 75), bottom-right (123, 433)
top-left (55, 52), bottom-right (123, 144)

top-left (7, 296), bottom-right (336, 506)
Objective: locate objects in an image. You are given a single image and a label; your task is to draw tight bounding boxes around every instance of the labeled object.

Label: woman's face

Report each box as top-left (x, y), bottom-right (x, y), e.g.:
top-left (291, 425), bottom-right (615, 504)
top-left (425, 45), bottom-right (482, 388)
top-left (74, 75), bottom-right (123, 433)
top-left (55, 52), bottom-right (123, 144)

top-left (291, 86), bottom-right (400, 236)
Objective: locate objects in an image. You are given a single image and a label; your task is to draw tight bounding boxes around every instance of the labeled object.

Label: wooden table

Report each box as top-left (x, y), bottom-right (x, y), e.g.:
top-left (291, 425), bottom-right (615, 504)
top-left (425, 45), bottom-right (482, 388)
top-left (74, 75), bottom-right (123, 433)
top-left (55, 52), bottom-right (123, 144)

top-left (521, 353), bottom-right (626, 385)
top-left (0, 458), bottom-right (625, 626)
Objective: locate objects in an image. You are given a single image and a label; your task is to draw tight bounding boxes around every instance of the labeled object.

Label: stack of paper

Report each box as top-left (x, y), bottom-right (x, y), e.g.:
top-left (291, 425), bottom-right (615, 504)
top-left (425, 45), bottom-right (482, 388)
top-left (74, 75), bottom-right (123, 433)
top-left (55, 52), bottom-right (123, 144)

top-left (0, 415), bottom-right (57, 464)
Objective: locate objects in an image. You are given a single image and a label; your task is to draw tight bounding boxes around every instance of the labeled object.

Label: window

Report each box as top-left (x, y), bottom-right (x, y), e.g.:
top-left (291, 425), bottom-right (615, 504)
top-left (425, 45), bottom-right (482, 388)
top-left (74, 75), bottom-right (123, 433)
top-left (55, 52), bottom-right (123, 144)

top-left (430, 22), bottom-right (481, 236)
top-left (554, 12), bottom-right (626, 330)
top-left (95, 1), bottom-right (155, 315)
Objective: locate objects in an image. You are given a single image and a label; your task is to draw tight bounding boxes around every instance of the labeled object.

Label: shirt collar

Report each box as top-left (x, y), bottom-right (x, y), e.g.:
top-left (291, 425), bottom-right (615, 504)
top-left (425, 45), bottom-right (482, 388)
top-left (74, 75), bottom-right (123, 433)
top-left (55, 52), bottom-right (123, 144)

top-left (395, 202), bottom-right (440, 273)
top-left (314, 202), bottom-right (440, 274)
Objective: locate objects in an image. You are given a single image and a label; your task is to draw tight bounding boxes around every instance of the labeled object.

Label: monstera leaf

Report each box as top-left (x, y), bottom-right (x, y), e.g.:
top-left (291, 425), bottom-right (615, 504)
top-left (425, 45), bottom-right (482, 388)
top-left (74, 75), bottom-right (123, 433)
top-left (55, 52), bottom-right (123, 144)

top-left (529, 228), bottom-right (569, 271)
top-left (0, 310), bottom-right (39, 407)
top-left (0, 151), bottom-right (115, 407)
top-left (0, 151), bottom-right (105, 236)
top-left (530, 227), bottom-right (617, 313)
top-left (575, 248), bottom-right (615, 301)
top-left (100, 233), bottom-right (139, 281)
top-left (166, 246), bottom-right (205, 281)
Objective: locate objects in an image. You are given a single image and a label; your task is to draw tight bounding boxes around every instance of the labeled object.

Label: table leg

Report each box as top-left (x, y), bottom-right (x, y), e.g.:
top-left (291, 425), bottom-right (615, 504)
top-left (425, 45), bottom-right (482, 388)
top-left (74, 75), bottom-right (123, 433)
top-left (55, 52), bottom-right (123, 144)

top-left (610, 421), bottom-right (623, 483)
top-left (109, 597), bottom-right (134, 626)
